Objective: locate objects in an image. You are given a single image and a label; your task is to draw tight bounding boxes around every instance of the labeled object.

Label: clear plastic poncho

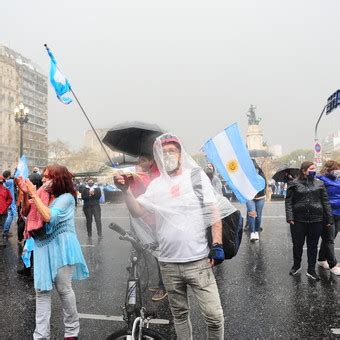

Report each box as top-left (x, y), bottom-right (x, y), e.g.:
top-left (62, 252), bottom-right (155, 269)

top-left (131, 133), bottom-right (236, 260)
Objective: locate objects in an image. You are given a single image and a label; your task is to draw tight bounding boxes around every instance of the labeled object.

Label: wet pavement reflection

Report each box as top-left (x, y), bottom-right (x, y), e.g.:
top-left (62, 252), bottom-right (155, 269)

top-left (1, 201), bottom-right (340, 339)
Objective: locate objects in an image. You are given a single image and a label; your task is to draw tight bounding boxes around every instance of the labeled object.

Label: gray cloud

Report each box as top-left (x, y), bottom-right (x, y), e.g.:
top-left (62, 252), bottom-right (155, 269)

top-left (1, 0), bottom-right (340, 154)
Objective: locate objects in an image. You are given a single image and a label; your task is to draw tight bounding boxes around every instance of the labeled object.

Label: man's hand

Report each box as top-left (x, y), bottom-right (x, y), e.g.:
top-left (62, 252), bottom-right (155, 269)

top-left (208, 243), bottom-right (225, 267)
top-left (288, 220), bottom-right (294, 225)
top-left (114, 175), bottom-right (132, 192)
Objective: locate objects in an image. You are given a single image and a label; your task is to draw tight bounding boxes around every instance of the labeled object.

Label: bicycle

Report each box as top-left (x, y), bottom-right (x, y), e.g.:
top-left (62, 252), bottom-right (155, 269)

top-left (107, 222), bottom-right (168, 340)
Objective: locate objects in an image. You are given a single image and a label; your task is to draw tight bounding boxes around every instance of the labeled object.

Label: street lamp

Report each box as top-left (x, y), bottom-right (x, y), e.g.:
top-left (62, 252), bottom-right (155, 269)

top-left (289, 159), bottom-right (297, 167)
top-left (297, 155), bottom-right (305, 165)
top-left (314, 89), bottom-right (340, 169)
top-left (14, 103), bottom-right (29, 157)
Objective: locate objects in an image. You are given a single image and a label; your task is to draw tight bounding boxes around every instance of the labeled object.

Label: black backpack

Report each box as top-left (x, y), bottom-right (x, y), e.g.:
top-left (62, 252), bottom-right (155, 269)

top-left (191, 168), bottom-right (243, 260)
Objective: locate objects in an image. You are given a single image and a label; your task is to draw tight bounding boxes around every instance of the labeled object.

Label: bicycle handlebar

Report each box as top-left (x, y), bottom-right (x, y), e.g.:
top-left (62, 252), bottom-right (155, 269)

top-left (108, 222), bottom-right (145, 253)
top-left (108, 222), bottom-right (127, 236)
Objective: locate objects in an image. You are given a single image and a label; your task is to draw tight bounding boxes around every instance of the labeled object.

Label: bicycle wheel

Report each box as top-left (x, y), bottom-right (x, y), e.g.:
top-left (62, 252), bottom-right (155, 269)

top-left (106, 327), bottom-right (167, 340)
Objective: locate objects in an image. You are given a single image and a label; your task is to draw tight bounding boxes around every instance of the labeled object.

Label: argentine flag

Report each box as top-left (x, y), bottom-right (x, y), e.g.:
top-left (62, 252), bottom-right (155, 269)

top-left (46, 47), bottom-right (72, 104)
top-left (14, 155), bottom-right (29, 179)
top-left (203, 123), bottom-right (265, 204)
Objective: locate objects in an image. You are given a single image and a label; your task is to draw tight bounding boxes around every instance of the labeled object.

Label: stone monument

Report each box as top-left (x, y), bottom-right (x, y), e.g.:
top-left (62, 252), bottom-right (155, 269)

top-left (246, 105), bottom-right (266, 152)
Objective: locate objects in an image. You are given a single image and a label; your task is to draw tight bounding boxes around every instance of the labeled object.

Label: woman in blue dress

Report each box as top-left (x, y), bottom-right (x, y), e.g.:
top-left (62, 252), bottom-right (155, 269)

top-left (19, 164), bottom-right (89, 340)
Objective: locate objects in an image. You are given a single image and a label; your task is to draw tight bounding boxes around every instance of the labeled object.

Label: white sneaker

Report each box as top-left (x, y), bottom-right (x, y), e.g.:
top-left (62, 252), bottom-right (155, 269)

top-left (250, 232), bottom-right (256, 241)
top-left (317, 261), bottom-right (330, 269)
top-left (254, 232), bottom-right (259, 240)
top-left (330, 265), bottom-right (340, 276)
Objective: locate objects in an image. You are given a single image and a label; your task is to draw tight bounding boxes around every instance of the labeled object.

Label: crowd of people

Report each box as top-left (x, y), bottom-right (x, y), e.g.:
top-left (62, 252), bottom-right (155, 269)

top-left (0, 135), bottom-right (339, 339)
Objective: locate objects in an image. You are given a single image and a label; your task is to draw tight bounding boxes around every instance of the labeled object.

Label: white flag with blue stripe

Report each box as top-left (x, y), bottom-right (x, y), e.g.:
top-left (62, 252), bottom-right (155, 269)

top-left (203, 123), bottom-right (265, 203)
top-left (46, 47), bottom-right (72, 104)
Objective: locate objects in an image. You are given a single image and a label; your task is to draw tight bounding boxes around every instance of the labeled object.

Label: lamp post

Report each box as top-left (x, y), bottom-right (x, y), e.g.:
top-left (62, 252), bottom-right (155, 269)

top-left (297, 155), bottom-right (305, 165)
top-left (14, 103), bottom-right (29, 157)
top-left (314, 89), bottom-right (340, 169)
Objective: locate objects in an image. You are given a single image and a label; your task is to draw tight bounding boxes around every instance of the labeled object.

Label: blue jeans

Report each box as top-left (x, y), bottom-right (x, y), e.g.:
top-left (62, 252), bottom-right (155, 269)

top-left (3, 207), bottom-right (17, 234)
top-left (246, 198), bottom-right (265, 233)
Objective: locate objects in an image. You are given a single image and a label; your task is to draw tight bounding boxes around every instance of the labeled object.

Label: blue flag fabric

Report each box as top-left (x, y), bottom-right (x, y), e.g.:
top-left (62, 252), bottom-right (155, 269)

top-left (22, 237), bottom-right (35, 268)
top-left (14, 155), bottom-right (29, 179)
top-left (46, 48), bottom-right (72, 104)
top-left (203, 123), bottom-right (265, 204)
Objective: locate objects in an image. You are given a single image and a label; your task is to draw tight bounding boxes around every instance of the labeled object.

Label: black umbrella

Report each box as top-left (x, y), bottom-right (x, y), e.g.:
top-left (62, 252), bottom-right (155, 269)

top-left (102, 121), bottom-right (165, 157)
top-left (272, 167), bottom-right (299, 182)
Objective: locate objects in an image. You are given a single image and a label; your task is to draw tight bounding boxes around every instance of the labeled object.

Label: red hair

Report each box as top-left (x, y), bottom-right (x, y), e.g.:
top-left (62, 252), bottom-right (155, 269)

top-left (44, 164), bottom-right (76, 197)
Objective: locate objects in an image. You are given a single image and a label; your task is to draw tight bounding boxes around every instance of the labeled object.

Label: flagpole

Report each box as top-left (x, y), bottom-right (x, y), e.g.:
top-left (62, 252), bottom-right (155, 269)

top-left (70, 88), bottom-right (115, 167)
top-left (44, 44), bottom-right (115, 168)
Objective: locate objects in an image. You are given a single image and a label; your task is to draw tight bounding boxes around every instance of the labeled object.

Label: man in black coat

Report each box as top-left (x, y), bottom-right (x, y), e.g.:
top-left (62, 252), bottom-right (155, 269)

top-left (81, 179), bottom-right (102, 239)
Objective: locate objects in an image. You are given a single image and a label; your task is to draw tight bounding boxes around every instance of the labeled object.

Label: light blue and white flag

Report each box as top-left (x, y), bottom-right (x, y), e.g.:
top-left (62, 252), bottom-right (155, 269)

top-left (22, 237), bottom-right (35, 268)
top-left (46, 47), bottom-right (72, 104)
top-left (203, 123), bottom-right (265, 203)
top-left (14, 155), bottom-right (29, 179)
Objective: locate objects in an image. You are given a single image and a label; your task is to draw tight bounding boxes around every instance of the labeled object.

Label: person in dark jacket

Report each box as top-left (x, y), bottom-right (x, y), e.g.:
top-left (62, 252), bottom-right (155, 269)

top-left (285, 161), bottom-right (333, 280)
top-left (246, 159), bottom-right (267, 241)
top-left (316, 160), bottom-right (340, 275)
top-left (81, 179), bottom-right (102, 239)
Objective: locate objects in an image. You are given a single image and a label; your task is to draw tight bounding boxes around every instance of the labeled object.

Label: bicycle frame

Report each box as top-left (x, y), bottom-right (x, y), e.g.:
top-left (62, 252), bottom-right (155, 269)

top-left (108, 222), bottom-right (166, 340)
top-left (124, 248), bottom-right (143, 328)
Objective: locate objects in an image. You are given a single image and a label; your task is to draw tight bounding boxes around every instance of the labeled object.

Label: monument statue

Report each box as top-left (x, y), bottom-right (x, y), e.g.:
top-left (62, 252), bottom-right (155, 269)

top-left (246, 105), bottom-right (261, 125)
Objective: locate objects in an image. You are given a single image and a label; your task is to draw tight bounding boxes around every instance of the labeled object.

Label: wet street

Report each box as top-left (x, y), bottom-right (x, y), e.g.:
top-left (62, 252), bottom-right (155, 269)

top-left (1, 201), bottom-right (340, 339)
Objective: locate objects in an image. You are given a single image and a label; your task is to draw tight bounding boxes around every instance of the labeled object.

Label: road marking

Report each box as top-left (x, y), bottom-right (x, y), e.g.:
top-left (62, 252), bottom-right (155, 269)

top-left (262, 216), bottom-right (285, 218)
top-left (303, 248), bottom-right (340, 250)
top-left (76, 216), bottom-right (285, 220)
top-left (80, 245), bottom-right (95, 248)
top-left (75, 216), bottom-right (128, 220)
top-left (78, 313), bottom-right (170, 325)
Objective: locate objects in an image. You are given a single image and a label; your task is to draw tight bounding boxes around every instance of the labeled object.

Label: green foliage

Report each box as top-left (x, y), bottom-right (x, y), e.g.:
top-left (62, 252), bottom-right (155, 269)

top-left (276, 149), bottom-right (314, 167)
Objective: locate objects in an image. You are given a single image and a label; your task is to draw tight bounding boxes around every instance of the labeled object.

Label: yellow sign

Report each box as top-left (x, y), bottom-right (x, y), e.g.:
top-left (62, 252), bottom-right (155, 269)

top-left (226, 160), bottom-right (239, 173)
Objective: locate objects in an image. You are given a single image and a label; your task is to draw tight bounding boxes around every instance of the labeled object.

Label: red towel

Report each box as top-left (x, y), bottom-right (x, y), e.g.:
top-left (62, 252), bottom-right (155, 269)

top-left (24, 187), bottom-right (50, 239)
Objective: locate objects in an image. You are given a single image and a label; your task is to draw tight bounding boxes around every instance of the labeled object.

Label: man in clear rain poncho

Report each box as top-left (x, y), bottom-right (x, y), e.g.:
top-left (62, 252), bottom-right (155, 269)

top-left (114, 133), bottom-right (236, 340)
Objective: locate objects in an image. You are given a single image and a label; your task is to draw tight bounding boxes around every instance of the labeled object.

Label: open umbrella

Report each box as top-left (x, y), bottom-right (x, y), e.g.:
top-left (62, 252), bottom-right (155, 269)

top-left (102, 121), bottom-right (165, 157)
top-left (272, 167), bottom-right (299, 182)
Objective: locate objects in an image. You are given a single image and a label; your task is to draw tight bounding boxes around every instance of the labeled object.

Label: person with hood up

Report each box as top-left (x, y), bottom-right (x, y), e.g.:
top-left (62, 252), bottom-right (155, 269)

top-left (204, 163), bottom-right (223, 196)
top-left (316, 160), bottom-right (340, 275)
top-left (114, 133), bottom-right (236, 340)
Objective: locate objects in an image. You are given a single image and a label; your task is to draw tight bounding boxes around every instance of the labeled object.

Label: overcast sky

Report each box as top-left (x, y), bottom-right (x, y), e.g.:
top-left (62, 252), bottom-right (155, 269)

top-left (1, 0), bottom-right (340, 154)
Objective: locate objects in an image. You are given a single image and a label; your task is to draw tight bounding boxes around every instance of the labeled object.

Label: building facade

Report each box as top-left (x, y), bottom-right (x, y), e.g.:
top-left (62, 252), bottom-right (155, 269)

top-left (84, 128), bottom-right (118, 158)
top-left (323, 130), bottom-right (340, 156)
top-left (0, 45), bottom-right (48, 171)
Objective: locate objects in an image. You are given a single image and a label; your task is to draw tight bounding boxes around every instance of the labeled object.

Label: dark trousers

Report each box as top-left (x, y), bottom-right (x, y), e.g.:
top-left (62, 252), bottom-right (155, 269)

top-left (290, 221), bottom-right (323, 271)
top-left (0, 214), bottom-right (6, 246)
top-left (318, 215), bottom-right (340, 268)
top-left (156, 259), bottom-right (165, 290)
top-left (0, 213), bottom-right (7, 228)
top-left (83, 204), bottom-right (102, 237)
